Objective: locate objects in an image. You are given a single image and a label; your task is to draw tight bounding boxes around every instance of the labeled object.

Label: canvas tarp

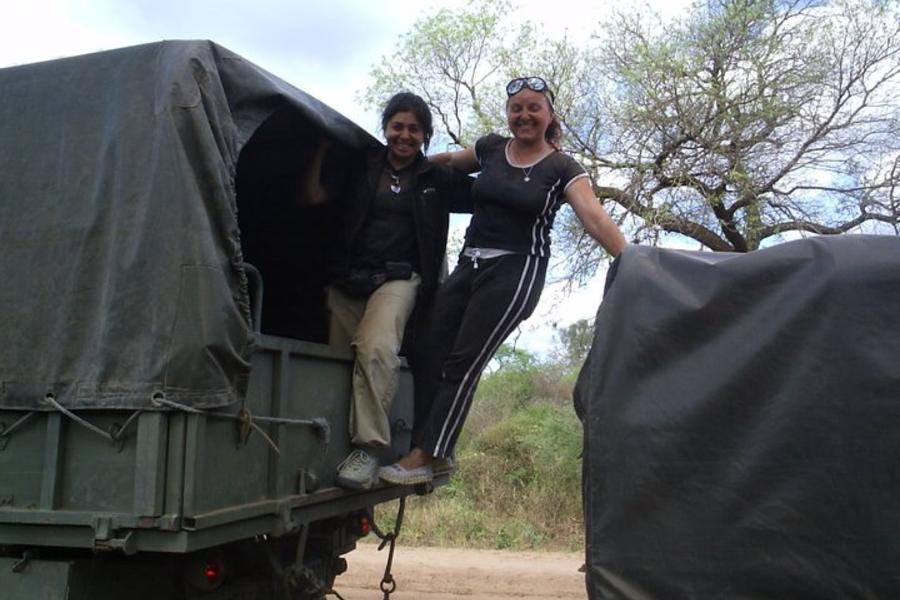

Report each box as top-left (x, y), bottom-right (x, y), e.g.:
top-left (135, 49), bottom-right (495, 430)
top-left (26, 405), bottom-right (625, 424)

top-left (578, 234), bottom-right (900, 599)
top-left (0, 40), bottom-right (374, 410)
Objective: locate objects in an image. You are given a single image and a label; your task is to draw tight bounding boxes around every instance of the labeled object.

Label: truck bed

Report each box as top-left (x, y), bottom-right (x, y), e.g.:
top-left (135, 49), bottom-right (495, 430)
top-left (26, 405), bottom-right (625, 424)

top-left (0, 334), bottom-right (437, 554)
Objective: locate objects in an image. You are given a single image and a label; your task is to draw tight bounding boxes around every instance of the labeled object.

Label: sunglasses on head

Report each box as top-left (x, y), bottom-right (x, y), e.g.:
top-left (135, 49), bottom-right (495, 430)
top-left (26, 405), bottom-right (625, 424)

top-left (506, 77), bottom-right (555, 103)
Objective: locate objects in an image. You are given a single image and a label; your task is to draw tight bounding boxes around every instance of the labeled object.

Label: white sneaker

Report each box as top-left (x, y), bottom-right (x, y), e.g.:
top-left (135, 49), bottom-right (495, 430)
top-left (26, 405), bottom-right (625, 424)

top-left (335, 449), bottom-right (379, 490)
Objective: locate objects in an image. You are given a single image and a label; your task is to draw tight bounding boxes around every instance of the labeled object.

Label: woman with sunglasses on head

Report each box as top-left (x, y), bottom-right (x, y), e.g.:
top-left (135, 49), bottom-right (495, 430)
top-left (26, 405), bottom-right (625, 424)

top-left (379, 77), bottom-right (626, 485)
top-left (302, 92), bottom-right (473, 490)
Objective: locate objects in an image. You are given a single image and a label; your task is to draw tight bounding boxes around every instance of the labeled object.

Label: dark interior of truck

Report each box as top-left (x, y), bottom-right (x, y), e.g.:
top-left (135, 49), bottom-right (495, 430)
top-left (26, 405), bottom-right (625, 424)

top-left (235, 108), bottom-right (355, 343)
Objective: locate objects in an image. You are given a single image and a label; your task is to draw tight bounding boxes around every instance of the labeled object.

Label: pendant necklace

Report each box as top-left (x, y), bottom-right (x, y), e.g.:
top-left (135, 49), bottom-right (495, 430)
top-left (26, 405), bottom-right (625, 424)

top-left (389, 171), bottom-right (401, 194)
top-left (522, 165), bottom-right (534, 183)
top-left (511, 141), bottom-right (535, 182)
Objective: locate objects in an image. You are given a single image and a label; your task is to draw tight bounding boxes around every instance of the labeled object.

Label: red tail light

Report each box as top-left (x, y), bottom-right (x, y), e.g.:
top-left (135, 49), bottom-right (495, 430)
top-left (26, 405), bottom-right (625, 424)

top-left (359, 515), bottom-right (371, 536)
top-left (184, 552), bottom-right (226, 591)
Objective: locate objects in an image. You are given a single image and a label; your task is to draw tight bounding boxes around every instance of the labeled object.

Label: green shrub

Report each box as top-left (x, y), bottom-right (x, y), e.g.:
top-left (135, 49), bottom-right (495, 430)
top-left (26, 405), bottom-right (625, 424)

top-left (392, 343), bottom-right (588, 551)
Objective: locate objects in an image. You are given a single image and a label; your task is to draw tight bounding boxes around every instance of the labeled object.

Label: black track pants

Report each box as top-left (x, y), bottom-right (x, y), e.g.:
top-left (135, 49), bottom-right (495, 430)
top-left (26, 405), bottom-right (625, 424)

top-left (412, 253), bottom-right (547, 458)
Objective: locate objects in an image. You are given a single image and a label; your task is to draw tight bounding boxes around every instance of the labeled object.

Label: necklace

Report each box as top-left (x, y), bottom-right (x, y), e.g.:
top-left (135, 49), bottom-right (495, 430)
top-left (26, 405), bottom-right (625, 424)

top-left (521, 165), bottom-right (534, 183)
top-left (509, 140), bottom-right (541, 182)
top-left (389, 171), bottom-right (401, 194)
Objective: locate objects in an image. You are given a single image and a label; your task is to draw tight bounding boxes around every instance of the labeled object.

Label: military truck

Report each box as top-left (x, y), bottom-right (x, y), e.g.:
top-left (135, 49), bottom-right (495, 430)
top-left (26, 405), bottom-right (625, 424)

top-left (0, 40), bottom-right (445, 599)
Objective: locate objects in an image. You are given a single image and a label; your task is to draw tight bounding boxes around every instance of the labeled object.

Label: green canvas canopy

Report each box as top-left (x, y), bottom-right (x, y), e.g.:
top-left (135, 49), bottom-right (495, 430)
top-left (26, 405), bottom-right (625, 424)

top-left (577, 235), bottom-right (900, 599)
top-left (0, 40), bottom-right (375, 411)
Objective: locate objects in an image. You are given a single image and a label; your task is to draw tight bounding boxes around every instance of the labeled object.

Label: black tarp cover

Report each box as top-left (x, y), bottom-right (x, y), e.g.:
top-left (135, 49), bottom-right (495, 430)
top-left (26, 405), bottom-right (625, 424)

top-left (578, 235), bottom-right (900, 599)
top-left (0, 41), bottom-right (374, 410)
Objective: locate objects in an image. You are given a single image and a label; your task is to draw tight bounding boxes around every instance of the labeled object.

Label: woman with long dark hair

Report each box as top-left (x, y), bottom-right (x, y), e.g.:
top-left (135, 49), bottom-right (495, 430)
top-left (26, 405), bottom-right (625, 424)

top-left (304, 92), bottom-right (472, 489)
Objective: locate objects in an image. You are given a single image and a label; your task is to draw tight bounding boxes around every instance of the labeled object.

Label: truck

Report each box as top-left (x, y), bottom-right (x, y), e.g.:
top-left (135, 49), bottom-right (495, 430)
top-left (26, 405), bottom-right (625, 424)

top-left (0, 40), bottom-right (446, 599)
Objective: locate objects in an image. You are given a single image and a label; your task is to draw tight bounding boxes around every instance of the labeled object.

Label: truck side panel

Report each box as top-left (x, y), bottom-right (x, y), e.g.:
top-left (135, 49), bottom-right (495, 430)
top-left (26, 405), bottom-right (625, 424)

top-left (0, 335), bottom-right (414, 553)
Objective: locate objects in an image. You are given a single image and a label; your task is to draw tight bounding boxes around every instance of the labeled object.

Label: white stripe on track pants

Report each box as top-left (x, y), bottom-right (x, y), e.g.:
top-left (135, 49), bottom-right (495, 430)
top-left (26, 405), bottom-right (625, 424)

top-left (412, 253), bottom-right (548, 458)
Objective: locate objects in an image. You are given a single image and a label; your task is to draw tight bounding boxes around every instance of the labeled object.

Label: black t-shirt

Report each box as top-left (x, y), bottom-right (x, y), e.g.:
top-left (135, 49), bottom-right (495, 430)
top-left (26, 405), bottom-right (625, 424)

top-left (351, 162), bottom-right (419, 271)
top-left (466, 133), bottom-right (588, 256)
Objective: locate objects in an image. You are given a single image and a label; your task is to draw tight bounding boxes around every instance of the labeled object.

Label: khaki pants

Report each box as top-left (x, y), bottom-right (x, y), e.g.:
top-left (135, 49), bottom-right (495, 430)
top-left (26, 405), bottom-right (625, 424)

top-left (327, 274), bottom-right (420, 448)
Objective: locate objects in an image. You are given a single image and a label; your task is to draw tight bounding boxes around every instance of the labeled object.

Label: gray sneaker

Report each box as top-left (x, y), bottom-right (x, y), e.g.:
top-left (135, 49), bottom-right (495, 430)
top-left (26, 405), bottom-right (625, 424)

top-left (335, 449), bottom-right (379, 490)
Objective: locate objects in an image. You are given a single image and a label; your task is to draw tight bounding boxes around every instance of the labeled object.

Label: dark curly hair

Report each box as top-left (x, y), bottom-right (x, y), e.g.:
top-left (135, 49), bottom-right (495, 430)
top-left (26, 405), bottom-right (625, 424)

top-left (381, 92), bottom-right (434, 153)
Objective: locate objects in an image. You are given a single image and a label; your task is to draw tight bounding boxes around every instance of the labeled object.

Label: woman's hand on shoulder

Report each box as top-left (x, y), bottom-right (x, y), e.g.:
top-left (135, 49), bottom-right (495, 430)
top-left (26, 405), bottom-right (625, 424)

top-left (429, 146), bottom-right (479, 174)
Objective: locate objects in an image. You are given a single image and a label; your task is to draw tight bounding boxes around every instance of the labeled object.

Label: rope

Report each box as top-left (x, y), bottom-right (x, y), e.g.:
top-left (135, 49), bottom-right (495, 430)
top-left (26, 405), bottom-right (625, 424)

top-left (31, 393), bottom-right (329, 454)
top-left (0, 412), bottom-right (37, 438)
top-left (150, 395), bottom-right (207, 414)
top-left (112, 409), bottom-right (143, 441)
top-left (151, 395), bottom-right (331, 455)
top-left (44, 394), bottom-right (115, 441)
top-left (40, 394), bottom-right (143, 447)
top-left (239, 407), bottom-right (281, 455)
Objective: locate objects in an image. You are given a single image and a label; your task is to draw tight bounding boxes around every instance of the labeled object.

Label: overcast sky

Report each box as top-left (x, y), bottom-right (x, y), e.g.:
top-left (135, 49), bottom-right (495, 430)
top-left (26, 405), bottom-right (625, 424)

top-left (1, 0), bottom-right (660, 130)
top-left (1, 0), bottom-right (690, 355)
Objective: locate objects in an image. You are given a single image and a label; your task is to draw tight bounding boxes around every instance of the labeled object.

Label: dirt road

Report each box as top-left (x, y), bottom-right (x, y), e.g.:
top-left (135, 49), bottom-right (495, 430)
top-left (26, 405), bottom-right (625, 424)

top-left (333, 543), bottom-right (587, 599)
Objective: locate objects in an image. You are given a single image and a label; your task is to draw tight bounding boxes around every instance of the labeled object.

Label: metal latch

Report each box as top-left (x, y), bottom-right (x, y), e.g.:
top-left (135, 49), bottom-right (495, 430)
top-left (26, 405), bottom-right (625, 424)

top-left (92, 515), bottom-right (137, 555)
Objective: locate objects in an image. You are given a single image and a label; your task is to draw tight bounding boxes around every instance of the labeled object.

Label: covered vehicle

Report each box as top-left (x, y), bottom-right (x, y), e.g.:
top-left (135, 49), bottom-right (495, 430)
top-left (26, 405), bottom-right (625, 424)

top-left (577, 235), bottom-right (900, 599)
top-left (0, 40), bottom-right (444, 599)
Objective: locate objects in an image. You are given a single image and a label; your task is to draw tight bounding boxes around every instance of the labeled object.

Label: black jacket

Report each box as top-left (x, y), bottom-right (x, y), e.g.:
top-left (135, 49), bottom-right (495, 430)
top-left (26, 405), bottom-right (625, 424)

top-left (332, 148), bottom-right (473, 304)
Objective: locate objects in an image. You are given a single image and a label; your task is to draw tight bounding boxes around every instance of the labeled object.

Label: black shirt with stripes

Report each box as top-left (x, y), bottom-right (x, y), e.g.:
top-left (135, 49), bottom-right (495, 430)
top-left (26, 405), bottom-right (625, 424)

top-left (466, 134), bottom-right (588, 257)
